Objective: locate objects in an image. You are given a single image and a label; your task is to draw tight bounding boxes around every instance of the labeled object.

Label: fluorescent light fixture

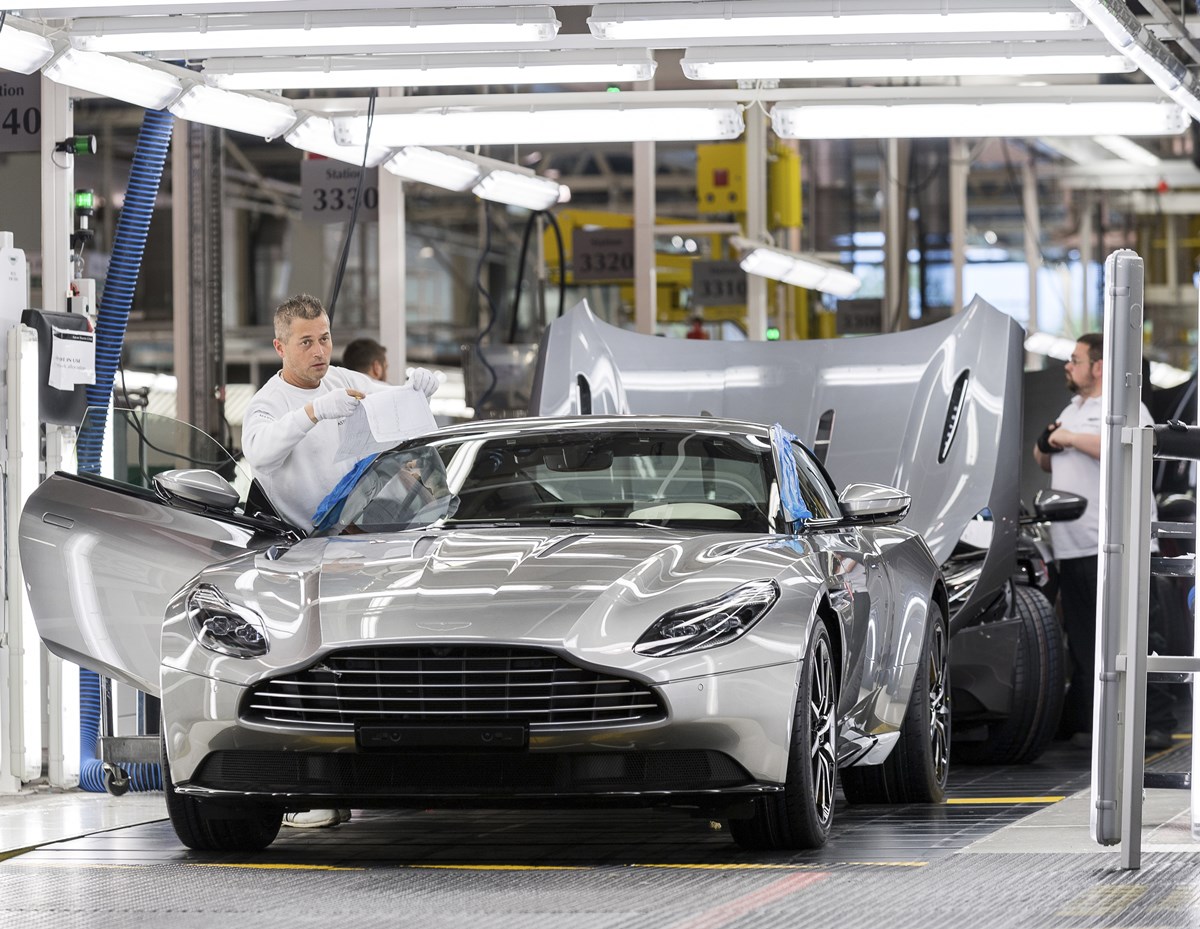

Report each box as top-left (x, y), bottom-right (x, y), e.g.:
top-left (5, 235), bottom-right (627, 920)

top-left (285, 114), bottom-right (393, 167)
top-left (1071, 0), bottom-right (1200, 122)
top-left (731, 236), bottom-right (861, 298)
top-left (770, 101), bottom-right (1189, 139)
top-left (383, 145), bottom-right (566, 208)
top-left (682, 41), bottom-right (1134, 80)
top-left (206, 49), bottom-right (655, 90)
top-left (472, 170), bottom-right (563, 211)
top-left (1093, 135), bottom-right (1161, 167)
top-left (169, 83), bottom-right (297, 138)
top-left (383, 146), bottom-right (485, 191)
top-left (590, 0), bottom-right (1086, 40)
top-left (43, 48), bottom-right (182, 109)
top-left (1024, 331), bottom-right (1076, 360)
top-left (69, 6), bottom-right (559, 54)
top-left (0, 25), bottom-right (55, 74)
top-left (337, 104), bottom-right (744, 147)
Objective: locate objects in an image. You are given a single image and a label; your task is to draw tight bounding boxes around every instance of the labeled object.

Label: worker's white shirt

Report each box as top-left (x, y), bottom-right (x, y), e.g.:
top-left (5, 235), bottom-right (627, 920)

top-left (242, 366), bottom-right (387, 530)
top-left (1049, 393), bottom-right (1154, 560)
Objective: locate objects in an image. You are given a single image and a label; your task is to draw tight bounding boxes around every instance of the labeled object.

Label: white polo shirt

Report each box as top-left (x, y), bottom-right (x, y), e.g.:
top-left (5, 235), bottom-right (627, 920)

top-left (1049, 393), bottom-right (1154, 560)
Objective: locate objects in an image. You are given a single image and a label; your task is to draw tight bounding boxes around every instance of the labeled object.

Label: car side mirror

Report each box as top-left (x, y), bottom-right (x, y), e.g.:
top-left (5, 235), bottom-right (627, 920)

top-left (837, 482), bottom-right (911, 525)
top-left (1028, 488), bottom-right (1087, 523)
top-left (153, 469), bottom-right (240, 512)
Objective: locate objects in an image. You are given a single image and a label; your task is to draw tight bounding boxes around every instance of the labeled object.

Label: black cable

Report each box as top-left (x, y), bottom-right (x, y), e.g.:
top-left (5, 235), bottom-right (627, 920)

top-left (473, 202), bottom-right (500, 411)
top-left (508, 210), bottom-right (539, 343)
top-left (542, 209), bottom-right (566, 318)
top-left (326, 89), bottom-right (376, 324)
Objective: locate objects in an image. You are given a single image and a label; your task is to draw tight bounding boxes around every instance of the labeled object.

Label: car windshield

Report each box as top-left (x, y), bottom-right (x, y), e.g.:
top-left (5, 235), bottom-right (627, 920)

top-left (322, 426), bottom-right (776, 535)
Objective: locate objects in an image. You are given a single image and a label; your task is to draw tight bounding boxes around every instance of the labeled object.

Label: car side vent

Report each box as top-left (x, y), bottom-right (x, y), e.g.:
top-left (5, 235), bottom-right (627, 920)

top-left (939, 370), bottom-right (970, 464)
top-left (577, 374), bottom-right (592, 415)
top-left (813, 409), bottom-right (835, 466)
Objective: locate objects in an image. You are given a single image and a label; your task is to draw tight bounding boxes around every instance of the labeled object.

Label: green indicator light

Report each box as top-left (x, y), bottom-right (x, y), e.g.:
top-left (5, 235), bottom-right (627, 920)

top-left (766, 327), bottom-right (781, 341)
top-left (74, 190), bottom-right (95, 210)
top-left (606, 85), bottom-right (621, 93)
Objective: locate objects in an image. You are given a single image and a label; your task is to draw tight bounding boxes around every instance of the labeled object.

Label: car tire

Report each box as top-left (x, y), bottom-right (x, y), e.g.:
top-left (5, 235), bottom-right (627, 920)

top-left (730, 620), bottom-right (838, 850)
top-left (162, 733), bottom-right (282, 852)
top-left (841, 602), bottom-right (950, 805)
top-left (954, 584), bottom-right (1064, 766)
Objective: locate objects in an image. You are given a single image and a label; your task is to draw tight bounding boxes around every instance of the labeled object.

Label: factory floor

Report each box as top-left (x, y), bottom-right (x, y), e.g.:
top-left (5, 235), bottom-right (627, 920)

top-left (0, 736), bottom-right (1197, 928)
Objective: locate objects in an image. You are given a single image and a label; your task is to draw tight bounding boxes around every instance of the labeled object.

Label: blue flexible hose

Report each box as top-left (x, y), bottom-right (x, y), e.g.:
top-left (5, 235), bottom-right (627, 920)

top-left (76, 108), bottom-right (174, 476)
top-left (76, 108), bottom-right (174, 791)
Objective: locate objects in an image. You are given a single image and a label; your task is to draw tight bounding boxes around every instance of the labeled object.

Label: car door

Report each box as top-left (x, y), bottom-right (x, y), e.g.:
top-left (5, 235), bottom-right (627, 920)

top-left (774, 431), bottom-right (896, 735)
top-left (19, 412), bottom-right (291, 696)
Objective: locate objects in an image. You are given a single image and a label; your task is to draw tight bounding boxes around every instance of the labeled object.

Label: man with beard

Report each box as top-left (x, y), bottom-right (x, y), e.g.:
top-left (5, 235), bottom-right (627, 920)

top-left (1033, 332), bottom-right (1173, 751)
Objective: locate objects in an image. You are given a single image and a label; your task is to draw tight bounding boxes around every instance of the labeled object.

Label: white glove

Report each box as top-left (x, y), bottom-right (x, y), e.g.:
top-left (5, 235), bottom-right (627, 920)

top-left (406, 367), bottom-right (440, 399)
top-left (311, 389), bottom-right (360, 422)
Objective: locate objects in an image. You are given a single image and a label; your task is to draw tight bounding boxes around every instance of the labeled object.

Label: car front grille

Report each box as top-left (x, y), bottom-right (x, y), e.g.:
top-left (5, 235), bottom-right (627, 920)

top-left (242, 645), bottom-right (667, 733)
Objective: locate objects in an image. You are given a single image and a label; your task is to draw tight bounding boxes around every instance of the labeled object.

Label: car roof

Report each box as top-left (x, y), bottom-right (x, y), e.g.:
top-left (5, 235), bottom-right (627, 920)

top-left (421, 414), bottom-right (774, 443)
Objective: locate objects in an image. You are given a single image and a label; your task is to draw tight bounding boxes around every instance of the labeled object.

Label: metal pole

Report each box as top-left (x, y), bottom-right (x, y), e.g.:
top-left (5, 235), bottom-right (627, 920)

top-left (745, 104), bottom-right (768, 341)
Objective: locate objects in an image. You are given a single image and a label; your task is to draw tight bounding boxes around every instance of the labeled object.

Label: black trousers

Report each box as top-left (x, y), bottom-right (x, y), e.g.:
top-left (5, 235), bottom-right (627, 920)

top-left (1058, 554), bottom-right (1177, 737)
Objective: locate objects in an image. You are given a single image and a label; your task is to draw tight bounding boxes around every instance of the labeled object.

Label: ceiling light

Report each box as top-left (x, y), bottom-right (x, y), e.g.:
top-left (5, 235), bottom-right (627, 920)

top-left (206, 49), bottom-right (655, 91)
top-left (43, 48), bottom-right (182, 109)
top-left (472, 170), bottom-right (563, 211)
top-left (68, 6), bottom-right (559, 55)
top-left (0, 24), bottom-right (55, 75)
top-left (731, 236), bottom-right (861, 298)
top-left (382, 145), bottom-right (566, 209)
top-left (169, 84), bottom-right (297, 139)
top-left (336, 103), bottom-right (744, 147)
top-left (1093, 135), bottom-right (1161, 167)
top-left (770, 101), bottom-right (1189, 139)
top-left (682, 41), bottom-right (1134, 81)
top-left (590, 0), bottom-right (1086, 40)
top-left (1070, 0), bottom-right (1200, 121)
top-left (383, 146), bottom-right (484, 191)
top-left (284, 115), bottom-right (393, 168)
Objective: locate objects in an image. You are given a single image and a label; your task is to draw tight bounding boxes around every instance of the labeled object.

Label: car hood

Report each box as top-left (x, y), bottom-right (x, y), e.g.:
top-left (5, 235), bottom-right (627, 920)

top-left (301, 527), bottom-right (776, 642)
top-left (192, 527), bottom-right (803, 677)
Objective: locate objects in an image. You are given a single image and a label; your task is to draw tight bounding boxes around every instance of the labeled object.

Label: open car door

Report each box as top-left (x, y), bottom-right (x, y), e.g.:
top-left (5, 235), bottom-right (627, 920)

top-left (19, 409), bottom-right (294, 696)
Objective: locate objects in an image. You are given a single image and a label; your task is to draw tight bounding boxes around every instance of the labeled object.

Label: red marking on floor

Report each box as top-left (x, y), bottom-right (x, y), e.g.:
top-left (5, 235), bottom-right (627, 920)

top-left (663, 870), bottom-right (829, 929)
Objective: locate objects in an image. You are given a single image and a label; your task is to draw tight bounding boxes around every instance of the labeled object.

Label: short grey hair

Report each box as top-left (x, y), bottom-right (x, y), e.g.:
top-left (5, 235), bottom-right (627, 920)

top-left (273, 294), bottom-right (327, 342)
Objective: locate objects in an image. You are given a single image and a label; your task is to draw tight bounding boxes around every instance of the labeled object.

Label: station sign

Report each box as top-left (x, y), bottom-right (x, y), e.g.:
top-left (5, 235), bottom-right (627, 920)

top-left (692, 260), bottom-right (746, 306)
top-left (301, 160), bottom-right (379, 224)
top-left (572, 227), bottom-right (634, 281)
top-left (0, 73), bottom-right (40, 154)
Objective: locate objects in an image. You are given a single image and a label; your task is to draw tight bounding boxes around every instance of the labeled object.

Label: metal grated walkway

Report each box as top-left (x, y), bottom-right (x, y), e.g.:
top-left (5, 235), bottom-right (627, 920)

top-left (0, 738), bottom-right (1195, 928)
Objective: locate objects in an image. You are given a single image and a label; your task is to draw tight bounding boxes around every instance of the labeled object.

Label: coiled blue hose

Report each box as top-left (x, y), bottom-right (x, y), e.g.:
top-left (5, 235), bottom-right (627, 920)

top-left (76, 108), bottom-right (174, 792)
top-left (76, 108), bottom-right (174, 475)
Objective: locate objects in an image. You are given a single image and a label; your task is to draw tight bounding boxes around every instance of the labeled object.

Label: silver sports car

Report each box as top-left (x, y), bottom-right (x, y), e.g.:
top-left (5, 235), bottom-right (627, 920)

top-left (21, 412), bottom-right (948, 852)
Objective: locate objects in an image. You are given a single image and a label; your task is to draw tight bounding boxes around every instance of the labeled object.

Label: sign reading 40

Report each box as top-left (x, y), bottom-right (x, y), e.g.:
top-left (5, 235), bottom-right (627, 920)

top-left (0, 74), bottom-right (41, 154)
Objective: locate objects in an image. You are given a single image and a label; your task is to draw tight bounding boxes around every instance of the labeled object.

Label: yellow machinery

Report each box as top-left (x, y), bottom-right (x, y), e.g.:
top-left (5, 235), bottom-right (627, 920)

top-left (543, 140), bottom-right (815, 338)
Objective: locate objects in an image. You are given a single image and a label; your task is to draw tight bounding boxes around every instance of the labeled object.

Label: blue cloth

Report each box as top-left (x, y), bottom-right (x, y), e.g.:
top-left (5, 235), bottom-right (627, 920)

top-left (312, 454), bottom-right (379, 532)
top-left (770, 423), bottom-right (812, 523)
top-left (1189, 586), bottom-right (1195, 613)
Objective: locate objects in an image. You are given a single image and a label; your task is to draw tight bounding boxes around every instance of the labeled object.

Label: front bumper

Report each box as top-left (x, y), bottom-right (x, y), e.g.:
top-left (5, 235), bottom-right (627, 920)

top-left (162, 660), bottom-right (801, 800)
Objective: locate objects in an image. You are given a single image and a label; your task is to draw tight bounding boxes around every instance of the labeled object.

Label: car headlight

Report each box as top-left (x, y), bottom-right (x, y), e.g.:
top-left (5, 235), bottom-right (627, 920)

top-left (186, 584), bottom-right (269, 659)
top-left (634, 580), bottom-right (779, 657)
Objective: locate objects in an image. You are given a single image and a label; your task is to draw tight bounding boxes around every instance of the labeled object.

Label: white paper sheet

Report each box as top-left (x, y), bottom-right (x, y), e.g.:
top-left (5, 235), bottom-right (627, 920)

top-left (48, 325), bottom-right (95, 391)
top-left (336, 386), bottom-right (438, 460)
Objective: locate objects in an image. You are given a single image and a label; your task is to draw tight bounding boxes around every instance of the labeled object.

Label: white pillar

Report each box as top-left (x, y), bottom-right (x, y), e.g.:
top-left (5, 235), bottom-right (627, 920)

top-left (378, 162), bottom-right (407, 373)
top-left (633, 138), bottom-right (656, 336)
top-left (949, 139), bottom-right (969, 314)
top-left (1022, 154), bottom-right (1041, 343)
top-left (745, 104), bottom-right (768, 341)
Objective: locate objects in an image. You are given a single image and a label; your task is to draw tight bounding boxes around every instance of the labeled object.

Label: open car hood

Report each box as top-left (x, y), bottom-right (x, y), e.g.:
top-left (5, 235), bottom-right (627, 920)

top-left (530, 296), bottom-right (1023, 626)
